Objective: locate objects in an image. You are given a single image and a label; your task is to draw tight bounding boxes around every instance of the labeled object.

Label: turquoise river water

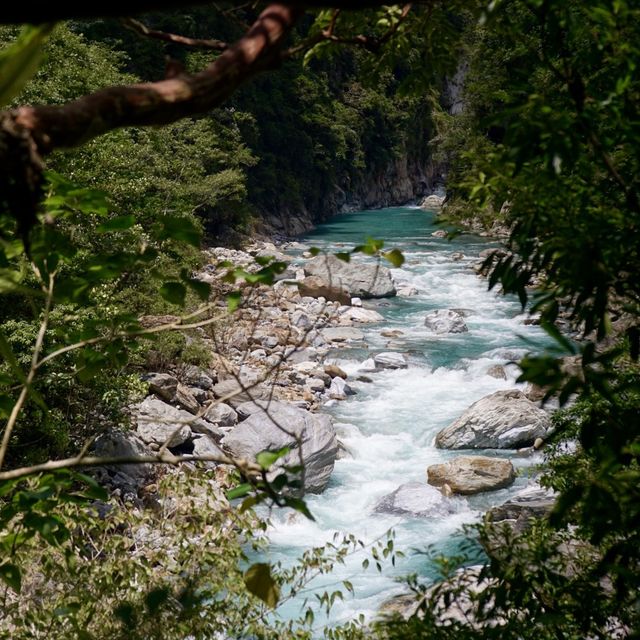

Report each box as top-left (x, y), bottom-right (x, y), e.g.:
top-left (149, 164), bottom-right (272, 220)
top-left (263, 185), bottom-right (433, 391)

top-left (262, 206), bottom-right (551, 628)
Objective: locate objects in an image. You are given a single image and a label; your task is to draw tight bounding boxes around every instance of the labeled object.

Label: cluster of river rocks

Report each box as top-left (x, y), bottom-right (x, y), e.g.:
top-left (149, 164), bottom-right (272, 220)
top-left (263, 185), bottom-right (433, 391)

top-left (94, 233), bottom-right (557, 544)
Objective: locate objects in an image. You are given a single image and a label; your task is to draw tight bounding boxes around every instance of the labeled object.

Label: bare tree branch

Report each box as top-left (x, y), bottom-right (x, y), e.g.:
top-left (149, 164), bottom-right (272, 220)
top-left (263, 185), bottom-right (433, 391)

top-left (120, 17), bottom-right (228, 51)
top-left (6, 4), bottom-right (301, 153)
top-left (0, 451), bottom-right (262, 482)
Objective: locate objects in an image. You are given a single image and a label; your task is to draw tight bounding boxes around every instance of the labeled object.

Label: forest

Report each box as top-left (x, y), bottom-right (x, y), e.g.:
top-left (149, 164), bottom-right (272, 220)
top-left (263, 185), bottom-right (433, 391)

top-left (0, 1), bottom-right (638, 638)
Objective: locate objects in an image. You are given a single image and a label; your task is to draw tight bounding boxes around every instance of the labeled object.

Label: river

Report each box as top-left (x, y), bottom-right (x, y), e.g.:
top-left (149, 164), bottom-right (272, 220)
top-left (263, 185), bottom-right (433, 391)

top-left (263, 206), bottom-right (551, 628)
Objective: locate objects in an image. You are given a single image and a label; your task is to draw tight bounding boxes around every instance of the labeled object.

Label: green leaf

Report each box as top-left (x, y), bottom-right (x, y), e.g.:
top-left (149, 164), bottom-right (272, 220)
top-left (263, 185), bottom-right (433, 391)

top-left (283, 496), bottom-right (315, 521)
top-left (73, 472), bottom-right (108, 501)
top-left (0, 562), bottom-right (21, 593)
top-left (256, 447), bottom-right (290, 469)
top-left (335, 252), bottom-right (351, 262)
top-left (159, 282), bottom-right (186, 306)
top-left (383, 248), bottom-right (405, 267)
top-left (226, 483), bottom-right (253, 500)
top-left (243, 563), bottom-right (280, 608)
top-left (227, 291), bottom-right (242, 312)
top-left (0, 24), bottom-right (55, 106)
top-left (184, 278), bottom-right (211, 301)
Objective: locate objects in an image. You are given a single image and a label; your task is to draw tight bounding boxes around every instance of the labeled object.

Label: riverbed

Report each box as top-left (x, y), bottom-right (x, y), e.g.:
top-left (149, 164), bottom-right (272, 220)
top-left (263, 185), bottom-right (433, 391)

top-left (263, 206), bottom-right (551, 627)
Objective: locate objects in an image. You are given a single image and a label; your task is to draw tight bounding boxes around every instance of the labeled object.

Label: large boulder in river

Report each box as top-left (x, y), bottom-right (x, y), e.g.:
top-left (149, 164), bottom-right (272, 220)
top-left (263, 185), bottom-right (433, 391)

top-left (435, 390), bottom-right (551, 449)
top-left (304, 254), bottom-right (396, 299)
top-left (298, 275), bottom-right (351, 305)
top-left (374, 352), bottom-right (408, 370)
top-left (424, 309), bottom-right (468, 334)
top-left (427, 456), bottom-right (516, 495)
top-left (221, 401), bottom-right (338, 494)
top-left (374, 482), bottom-right (462, 518)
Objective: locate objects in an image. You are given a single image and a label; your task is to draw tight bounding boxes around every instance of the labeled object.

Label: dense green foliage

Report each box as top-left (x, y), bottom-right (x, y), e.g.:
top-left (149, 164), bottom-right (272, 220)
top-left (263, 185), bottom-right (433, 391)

top-left (391, 1), bottom-right (640, 637)
top-left (2, 1), bottom-right (640, 638)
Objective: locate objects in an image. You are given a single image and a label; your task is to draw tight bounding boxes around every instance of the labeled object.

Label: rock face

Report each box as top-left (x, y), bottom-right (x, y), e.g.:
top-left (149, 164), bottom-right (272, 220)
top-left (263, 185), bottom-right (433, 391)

top-left (374, 482), bottom-right (461, 517)
top-left (221, 401), bottom-right (338, 494)
top-left (304, 254), bottom-right (396, 299)
top-left (435, 390), bottom-right (551, 449)
top-left (374, 352), bottom-right (408, 370)
top-left (427, 456), bottom-right (516, 495)
top-left (424, 309), bottom-right (468, 334)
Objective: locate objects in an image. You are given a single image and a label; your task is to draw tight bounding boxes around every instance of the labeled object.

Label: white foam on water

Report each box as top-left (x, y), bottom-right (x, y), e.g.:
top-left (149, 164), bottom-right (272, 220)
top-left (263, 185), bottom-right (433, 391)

top-left (267, 208), bottom-right (552, 628)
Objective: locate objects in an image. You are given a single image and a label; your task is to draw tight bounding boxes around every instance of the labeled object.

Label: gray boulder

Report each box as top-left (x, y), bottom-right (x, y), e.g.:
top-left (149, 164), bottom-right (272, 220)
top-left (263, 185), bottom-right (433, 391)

top-left (321, 327), bottom-right (365, 342)
top-left (427, 455), bottom-right (516, 495)
top-left (297, 275), bottom-right (351, 305)
top-left (304, 254), bottom-right (396, 299)
top-left (487, 484), bottom-right (557, 525)
top-left (203, 402), bottom-right (238, 427)
top-left (420, 194), bottom-right (445, 210)
top-left (136, 397), bottom-right (222, 448)
top-left (144, 372), bottom-right (178, 402)
top-left (182, 365), bottom-right (215, 390)
top-left (424, 309), bottom-right (468, 334)
top-left (222, 401), bottom-right (338, 494)
top-left (94, 430), bottom-right (154, 484)
top-left (435, 390), bottom-right (551, 449)
top-left (212, 378), bottom-right (269, 409)
top-left (374, 352), bottom-right (408, 370)
top-left (340, 307), bottom-right (385, 323)
top-left (143, 373), bottom-right (200, 414)
top-left (374, 482), bottom-right (462, 517)
top-left (191, 434), bottom-right (222, 464)
top-left (328, 377), bottom-right (355, 400)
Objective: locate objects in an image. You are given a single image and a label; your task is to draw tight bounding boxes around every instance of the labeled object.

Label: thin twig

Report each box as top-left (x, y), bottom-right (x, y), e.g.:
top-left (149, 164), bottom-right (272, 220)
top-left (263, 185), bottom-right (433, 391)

top-left (121, 17), bottom-right (228, 51)
top-left (0, 270), bottom-right (56, 470)
top-left (0, 451), bottom-right (262, 482)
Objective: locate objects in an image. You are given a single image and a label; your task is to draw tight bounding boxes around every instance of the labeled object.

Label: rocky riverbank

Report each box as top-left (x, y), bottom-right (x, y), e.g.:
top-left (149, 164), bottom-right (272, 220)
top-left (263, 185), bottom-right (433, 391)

top-left (97, 229), bottom-right (556, 506)
top-left (93, 219), bottom-right (563, 626)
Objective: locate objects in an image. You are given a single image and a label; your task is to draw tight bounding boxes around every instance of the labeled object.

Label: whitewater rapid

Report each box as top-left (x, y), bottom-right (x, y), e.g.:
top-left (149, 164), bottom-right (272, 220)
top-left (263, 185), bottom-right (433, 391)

top-left (264, 206), bottom-right (550, 627)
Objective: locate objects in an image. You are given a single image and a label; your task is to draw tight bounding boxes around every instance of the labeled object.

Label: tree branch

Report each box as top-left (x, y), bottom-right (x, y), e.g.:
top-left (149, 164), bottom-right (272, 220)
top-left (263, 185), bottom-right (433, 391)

top-left (284, 2), bottom-right (412, 58)
top-left (120, 17), bottom-right (228, 51)
top-left (0, 3), bottom-right (301, 237)
top-left (6, 3), bottom-right (300, 152)
top-left (0, 451), bottom-right (262, 482)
